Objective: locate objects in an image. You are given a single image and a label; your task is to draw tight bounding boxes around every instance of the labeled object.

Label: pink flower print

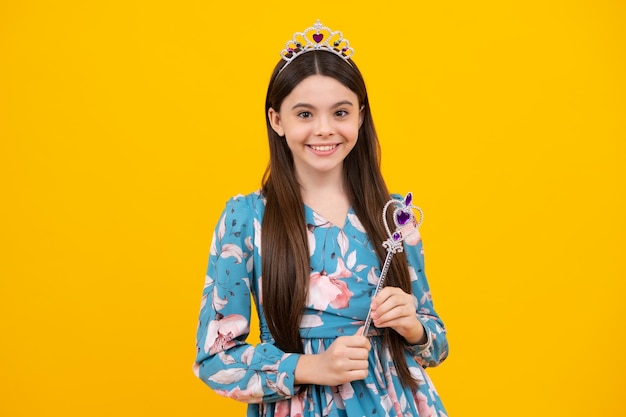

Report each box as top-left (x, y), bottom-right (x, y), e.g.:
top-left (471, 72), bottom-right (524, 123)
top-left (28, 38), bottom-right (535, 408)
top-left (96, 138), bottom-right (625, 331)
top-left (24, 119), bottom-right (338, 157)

top-left (275, 401), bottom-right (289, 417)
top-left (307, 258), bottom-right (353, 310)
top-left (212, 373), bottom-right (264, 403)
top-left (347, 212), bottom-right (366, 233)
top-left (328, 258), bottom-right (353, 308)
top-left (300, 314), bottom-right (324, 328)
top-left (266, 372), bottom-right (292, 397)
top-left (312, 211), bottom-right (333, 227)
top-left (230, 373), bottom-right (264, 403)
top-left (244, 236), bottom-right (253, 251)
top-left (415, 391), bottom-right (437, 417)
top-left (216, 351), bottom-right (237, 365)
top-left (209, 368), bottom-right (246, 385)
top-left (291, 395), bottom-right (305, 417)
top-left (328, 277), bottom-right (352, 309)
top-left (308, 273), bottom-right (342, 310)
top-left (419, 290), bottom-right (433, 305)
top-left (337, 230), bottom-right (349, 257)
top-left (338, 382), bottom-right (355, 401)
top-left (275, 396), bottom-right (304, 417)
top-left (204, 313), bottom-right (249, 355)
top-left (221, 243), bottom-right (243, 263)
top-left (408, 366), bottom-right (427, 386)
top-left (253, 218), bottom-right (262, 256)
top-left (240, 346), bottom-right (254, 365)
top-left (216, 213), bottom-right (227, 243)
top-left (367, 266), bottom-right (379, 286)
top-left (212, 285), bottom-right (228, 311)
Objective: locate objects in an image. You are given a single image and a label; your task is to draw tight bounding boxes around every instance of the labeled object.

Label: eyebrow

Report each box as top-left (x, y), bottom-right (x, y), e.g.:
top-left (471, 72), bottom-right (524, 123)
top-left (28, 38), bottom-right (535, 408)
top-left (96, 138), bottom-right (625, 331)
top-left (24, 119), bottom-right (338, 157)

top-left (291, 100), bottom-right (355, 110)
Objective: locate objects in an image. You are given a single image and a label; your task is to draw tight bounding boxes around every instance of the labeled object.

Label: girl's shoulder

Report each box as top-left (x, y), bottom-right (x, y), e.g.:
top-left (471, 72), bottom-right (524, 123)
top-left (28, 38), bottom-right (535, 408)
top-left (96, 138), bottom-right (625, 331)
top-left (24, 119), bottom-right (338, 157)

top-left (222, 189), bottom-right (266, 218)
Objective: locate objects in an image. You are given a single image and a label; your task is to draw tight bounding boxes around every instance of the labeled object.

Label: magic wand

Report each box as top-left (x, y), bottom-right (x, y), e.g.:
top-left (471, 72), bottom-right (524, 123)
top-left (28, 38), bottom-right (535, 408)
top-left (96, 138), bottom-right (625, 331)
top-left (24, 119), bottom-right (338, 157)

top-left (361, 192), bottom-right (423, 336)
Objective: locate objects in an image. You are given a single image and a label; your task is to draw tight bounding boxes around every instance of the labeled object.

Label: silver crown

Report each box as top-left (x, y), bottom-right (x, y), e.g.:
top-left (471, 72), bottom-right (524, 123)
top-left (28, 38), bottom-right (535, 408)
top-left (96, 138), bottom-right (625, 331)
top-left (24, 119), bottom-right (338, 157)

top-left (279, 20), bottom-right (354, 70)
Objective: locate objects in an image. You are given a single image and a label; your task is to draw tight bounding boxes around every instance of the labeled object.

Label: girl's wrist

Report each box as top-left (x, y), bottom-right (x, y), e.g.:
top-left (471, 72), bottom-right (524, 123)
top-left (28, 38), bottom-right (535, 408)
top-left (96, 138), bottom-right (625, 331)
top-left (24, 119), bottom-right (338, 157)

top-left (294, 354), bottom-right (318, 385)
top-left (400, 320), bottom-right (427, 345)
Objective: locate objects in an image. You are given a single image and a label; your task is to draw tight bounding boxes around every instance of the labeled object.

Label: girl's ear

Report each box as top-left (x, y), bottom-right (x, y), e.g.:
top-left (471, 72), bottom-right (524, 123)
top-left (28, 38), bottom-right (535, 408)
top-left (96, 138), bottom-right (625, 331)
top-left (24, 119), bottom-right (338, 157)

top-left (359, 105), bottom-right (365, 128)
top-left (268, 108), bottom-right (285, 137)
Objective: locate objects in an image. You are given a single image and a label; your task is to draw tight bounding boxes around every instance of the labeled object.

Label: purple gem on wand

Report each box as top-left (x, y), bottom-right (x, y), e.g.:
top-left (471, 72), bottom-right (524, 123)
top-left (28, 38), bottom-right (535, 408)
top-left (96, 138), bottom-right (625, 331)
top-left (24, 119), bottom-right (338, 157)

top-left (396, 210), bottom-right (411, 226)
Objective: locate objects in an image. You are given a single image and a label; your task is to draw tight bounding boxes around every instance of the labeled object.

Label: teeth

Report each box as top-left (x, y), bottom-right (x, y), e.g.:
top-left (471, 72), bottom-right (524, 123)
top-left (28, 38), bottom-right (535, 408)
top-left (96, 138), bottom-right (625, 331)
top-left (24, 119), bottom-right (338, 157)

top-left (310, 145), bottom-right (336, 151)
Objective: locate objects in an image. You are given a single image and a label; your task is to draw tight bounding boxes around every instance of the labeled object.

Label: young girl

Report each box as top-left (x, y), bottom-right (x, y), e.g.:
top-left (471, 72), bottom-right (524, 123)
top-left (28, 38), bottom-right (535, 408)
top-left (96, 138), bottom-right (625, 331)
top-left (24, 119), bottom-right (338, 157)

top-left (194, 21), bottom-right (449, 417)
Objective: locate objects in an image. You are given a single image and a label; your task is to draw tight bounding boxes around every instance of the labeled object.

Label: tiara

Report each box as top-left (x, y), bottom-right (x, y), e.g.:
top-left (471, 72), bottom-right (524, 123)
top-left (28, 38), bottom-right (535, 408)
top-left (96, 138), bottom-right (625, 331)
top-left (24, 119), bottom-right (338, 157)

top-left (279, 20), bottom-right (354, 70)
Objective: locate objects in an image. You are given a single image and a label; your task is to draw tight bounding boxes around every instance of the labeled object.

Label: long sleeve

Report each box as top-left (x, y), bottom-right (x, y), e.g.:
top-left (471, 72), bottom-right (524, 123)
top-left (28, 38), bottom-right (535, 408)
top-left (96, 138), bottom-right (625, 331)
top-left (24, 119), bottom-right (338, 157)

top-left (404, 232), bottom-right (449, 368)
top-left (193, 196), bottom-right (299, 404)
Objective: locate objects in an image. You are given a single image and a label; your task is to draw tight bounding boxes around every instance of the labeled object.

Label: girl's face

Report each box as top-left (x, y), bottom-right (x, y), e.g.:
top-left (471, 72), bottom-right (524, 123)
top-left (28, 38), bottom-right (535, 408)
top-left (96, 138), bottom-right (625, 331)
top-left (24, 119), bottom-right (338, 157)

top-left (268, 75), bottom-right (363, 181)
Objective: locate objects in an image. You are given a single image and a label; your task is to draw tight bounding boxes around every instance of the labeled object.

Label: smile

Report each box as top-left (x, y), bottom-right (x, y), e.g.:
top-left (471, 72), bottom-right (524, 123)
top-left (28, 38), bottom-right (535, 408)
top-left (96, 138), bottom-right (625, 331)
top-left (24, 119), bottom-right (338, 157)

top-left (308, 144), bottom-right (338, 152)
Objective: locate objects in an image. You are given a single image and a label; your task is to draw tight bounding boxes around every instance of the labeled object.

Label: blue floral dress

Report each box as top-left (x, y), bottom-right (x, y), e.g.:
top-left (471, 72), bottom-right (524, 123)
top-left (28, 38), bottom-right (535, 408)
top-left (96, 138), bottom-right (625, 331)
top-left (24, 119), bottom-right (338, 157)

top-left (194, 191), bottom-right (448, 417)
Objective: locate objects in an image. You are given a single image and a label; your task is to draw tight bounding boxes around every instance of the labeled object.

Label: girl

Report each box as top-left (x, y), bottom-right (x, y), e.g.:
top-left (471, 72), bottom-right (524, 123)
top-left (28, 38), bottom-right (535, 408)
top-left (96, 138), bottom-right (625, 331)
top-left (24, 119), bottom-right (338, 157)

top-left (194, 21), bottom-right (449, 417)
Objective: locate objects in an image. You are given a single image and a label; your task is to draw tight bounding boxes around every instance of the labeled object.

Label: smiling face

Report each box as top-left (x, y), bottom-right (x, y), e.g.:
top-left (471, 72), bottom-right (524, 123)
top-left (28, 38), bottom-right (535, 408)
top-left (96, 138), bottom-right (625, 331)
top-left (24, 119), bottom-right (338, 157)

top-left (268, 75), bottom-right (363, 182)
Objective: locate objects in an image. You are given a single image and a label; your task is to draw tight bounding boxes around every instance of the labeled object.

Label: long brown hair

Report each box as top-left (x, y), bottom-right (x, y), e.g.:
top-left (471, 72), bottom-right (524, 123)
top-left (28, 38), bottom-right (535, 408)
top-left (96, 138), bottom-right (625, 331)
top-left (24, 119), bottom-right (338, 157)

top-left (261, 51), bottom-right (418, 388)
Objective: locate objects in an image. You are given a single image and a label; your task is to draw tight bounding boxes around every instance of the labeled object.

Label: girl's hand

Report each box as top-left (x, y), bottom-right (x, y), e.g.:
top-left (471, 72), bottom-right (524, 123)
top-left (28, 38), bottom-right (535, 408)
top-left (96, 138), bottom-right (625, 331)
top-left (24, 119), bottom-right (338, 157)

top-left (294, 327), bottom-right (371, 386)
top-left (370, 286), bottom-right (427, 345)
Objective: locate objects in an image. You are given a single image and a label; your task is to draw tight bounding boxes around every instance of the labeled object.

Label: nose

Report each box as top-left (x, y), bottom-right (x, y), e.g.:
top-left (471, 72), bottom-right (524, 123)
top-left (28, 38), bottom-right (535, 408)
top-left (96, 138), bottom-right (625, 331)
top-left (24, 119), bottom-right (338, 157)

top-left (315, 115), bottom-right (335, 137)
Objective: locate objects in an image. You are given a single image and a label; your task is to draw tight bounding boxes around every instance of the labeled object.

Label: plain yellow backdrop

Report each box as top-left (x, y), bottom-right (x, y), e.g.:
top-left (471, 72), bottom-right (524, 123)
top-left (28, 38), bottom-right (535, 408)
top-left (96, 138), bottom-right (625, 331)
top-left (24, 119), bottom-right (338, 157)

top-left (1, 0), bottom-right (624, 416)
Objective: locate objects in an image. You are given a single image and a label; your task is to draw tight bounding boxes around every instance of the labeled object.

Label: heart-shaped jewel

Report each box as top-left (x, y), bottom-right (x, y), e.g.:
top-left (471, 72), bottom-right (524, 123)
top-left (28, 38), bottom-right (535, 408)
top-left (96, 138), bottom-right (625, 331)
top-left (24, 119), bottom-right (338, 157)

top-left (313, 33), bottom-right (324, 43)
top-left (395, 210), bottom-right (411, 226)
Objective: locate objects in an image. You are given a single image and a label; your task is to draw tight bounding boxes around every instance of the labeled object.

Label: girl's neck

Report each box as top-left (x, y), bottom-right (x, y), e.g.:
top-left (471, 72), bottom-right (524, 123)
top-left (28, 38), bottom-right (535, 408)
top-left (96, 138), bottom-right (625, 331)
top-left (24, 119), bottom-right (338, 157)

top-left (297, 166), bottom-right (345, 201)
top-left (298, 173), bottom-right (350, 229)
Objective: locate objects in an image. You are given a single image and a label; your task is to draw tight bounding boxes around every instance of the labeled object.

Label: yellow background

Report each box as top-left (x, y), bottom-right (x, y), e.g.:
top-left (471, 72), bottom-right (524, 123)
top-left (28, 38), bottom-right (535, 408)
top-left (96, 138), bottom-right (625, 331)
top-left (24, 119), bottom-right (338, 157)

top-left (1, 0), bottom-right (624, 416)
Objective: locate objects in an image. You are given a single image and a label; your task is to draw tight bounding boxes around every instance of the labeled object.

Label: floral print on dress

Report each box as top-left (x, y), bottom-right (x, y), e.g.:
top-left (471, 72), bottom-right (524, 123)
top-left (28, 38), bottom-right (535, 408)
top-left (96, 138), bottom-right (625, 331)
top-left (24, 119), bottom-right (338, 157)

top-left (194, 191), bottom-right (449, 416)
